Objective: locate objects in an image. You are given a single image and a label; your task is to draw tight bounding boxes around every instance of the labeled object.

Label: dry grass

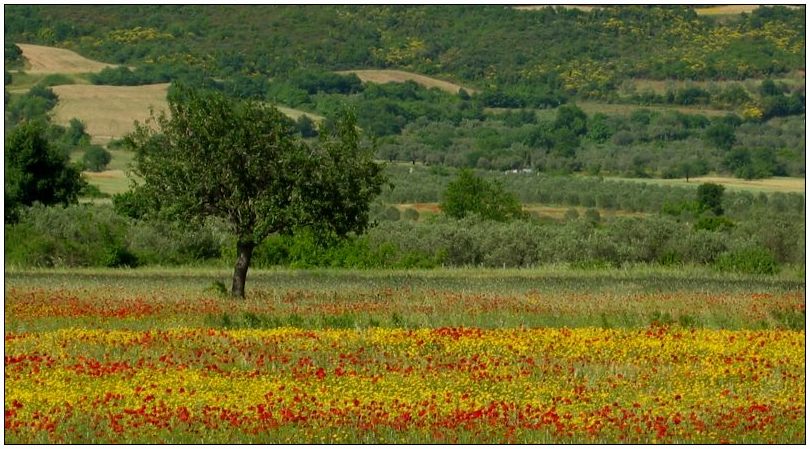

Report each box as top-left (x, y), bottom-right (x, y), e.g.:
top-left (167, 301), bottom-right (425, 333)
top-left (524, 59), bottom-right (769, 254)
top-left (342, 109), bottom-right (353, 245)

top-left (392, 203), bottom-right (646, 219)
top-left (50, 83), bottom-right (323, 144)
top-left (51, 83), bottom-right (170, 144)
top-left (275, 106), bottom-right (324, 122)
top-left (523, 204), bottom-right (647, 218)
top-left (514, 5), bottom-right (596, 12)
top-left (694, 5), bottom-right (760, 15)
top-left (630, 76), bottom-right (804, 95)
top-left (605, 176), bottom-right (805, 194)
top-left (514, 5), bottom-right (762, 15)
top-left (16, 43), bottom-right (116, 74)
top-left (337, 69), bottom-right (476, 94)
top-left (395, 203), bottom-right (442, 213)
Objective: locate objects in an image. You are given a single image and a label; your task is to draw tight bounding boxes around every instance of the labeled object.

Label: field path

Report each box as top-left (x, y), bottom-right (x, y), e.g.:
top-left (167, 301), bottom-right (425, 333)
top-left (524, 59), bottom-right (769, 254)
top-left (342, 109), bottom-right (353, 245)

top-left (16, 43), bottom-right (117, 74)
top-left (338, 69), bottom-right (477, 94)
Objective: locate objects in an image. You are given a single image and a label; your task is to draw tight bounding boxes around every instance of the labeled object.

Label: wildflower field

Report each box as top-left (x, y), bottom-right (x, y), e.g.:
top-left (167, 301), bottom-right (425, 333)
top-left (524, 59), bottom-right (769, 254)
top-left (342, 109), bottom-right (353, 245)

top-left (4, 267), bottom-right (805, 444)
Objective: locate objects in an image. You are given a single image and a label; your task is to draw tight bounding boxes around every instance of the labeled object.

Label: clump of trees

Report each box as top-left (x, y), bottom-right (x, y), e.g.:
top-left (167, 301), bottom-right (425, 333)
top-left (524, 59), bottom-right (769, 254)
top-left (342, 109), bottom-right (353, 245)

top-left (5, 121), bottom-right (85, 222)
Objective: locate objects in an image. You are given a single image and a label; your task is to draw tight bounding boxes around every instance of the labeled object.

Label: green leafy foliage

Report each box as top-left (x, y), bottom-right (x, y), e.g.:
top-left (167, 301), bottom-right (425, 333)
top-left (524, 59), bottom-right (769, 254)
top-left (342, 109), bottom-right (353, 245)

top-left (4, 204), bottom-right (136, 267)
top-left (81, 145), bottom-right (112, 172)
top-left (5, 122), bottom-right (84, 222)
top-left (4, 42), bottom-right (23, 68)
top-left (714, 246), bottom-right (779, 275)
top-left (6, 85), bottom-right (59, 124)
top-left (5, 5), bottom-right (804, 103)
top-left (696, 183), bottom-right (725, 215)
top-left (440, 169), bottom-right (525, 222)
top-left (126, 85), bottom-right (385, 296)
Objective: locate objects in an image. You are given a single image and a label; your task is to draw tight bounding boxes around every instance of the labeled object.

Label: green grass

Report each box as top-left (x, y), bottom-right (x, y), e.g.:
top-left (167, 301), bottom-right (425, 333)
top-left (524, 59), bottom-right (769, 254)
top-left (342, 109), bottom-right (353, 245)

top-left (80, 171), bottom-right (131, 195)
top-left (6, 70), bottom-right (88, 93)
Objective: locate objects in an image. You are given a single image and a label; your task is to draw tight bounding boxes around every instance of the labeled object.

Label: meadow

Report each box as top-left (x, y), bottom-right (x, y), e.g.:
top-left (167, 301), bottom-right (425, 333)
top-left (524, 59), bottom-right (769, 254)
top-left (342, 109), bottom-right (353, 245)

top-left (4, 6), bottom-right (805, 444)
top-left (4, 267), bottom-right (805, 443)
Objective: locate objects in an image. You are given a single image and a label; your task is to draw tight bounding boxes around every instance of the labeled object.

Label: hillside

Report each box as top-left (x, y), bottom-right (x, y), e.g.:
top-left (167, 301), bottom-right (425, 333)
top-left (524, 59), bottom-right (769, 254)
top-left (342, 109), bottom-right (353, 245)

top-left (6, 5), bottom-right (804, 93)
top-left (4, 6), bottom-right (805, 183)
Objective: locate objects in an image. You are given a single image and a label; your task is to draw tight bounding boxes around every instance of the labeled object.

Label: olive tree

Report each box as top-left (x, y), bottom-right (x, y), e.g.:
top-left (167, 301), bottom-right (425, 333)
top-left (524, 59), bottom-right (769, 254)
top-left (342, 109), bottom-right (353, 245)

top-left (127, 86), bottom-right (384, 297)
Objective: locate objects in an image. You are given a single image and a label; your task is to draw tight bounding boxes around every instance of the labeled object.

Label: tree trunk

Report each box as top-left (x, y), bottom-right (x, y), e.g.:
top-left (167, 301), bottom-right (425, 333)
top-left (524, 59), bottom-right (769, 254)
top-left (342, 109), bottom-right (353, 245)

top-left (231, 240), bottom-right (255, 299)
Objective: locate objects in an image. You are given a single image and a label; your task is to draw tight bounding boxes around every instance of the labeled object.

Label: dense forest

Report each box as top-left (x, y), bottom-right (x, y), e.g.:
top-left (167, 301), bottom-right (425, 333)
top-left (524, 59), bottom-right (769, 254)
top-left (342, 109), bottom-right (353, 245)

top-left (6, 5), bottom-right (805, 86)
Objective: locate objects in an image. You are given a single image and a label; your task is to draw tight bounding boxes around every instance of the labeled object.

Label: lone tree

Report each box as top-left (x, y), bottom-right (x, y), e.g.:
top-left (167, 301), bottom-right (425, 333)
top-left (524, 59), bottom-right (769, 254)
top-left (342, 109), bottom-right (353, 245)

top-left (127, 86), bottom-right (385, 297)
top-left (440, 169), bottom-right (525, 221)
top-left (5, 121), bottom-right (85, 222)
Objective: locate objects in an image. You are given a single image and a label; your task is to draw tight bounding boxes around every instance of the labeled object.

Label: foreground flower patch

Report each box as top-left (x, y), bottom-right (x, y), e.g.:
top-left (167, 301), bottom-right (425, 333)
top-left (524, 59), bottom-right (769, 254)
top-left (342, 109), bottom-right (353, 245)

top-left (5, 326), bottom-right (804, 443)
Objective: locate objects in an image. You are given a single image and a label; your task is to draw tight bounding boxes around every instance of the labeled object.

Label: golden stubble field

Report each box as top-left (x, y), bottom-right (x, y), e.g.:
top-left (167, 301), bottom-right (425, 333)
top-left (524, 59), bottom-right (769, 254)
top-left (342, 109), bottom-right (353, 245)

top-left (338, 69), bottom-right (476, 95)
top-left (16, 43), bottom-right (117, 74)
top-left (50, 83), bottom-right (171, 144)
top-left (513, 5), bottom-right (762, 15)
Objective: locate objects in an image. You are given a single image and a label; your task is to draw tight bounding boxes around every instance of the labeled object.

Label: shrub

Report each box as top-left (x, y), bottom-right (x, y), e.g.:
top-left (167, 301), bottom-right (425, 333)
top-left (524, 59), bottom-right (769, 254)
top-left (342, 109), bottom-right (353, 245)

top-left (714, 246), bottom-right (779, 275)
top-left (402, 208), bottom-right (420, 221)
top-left (79, 183), bottom-right (110, 199)
top-left (5, 204), bottom-right (136, 267)
top-left (81, 145), bottom-right (112, 172)
top-left (127, 219), bottom-right (224, 266)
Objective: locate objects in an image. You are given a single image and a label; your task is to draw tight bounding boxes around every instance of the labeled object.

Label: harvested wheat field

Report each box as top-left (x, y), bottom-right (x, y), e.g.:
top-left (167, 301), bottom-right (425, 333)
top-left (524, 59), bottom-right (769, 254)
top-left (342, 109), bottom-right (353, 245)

top-left (608, 176), bottom-right (805, 194)
top-left (50, 83), bottom-right (170, 144)
top-left (514, 5), bottom-right (597, 12)
top-left (694, 5), bottom-right (760, 15)
top-left (16, 43), bottom-right (117, 74)
top-left (338, 69), bottom-right (476, 95)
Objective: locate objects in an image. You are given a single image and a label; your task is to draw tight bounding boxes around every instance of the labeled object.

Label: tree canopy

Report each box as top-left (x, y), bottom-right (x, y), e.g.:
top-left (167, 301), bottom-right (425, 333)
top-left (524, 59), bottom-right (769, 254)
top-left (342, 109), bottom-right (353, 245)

top-left (5, 121), bottom-right (84, 222)
top-left (127, 86), bottom-right (385, 297)
top-left (440, 169), bottom-right (525, 222)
